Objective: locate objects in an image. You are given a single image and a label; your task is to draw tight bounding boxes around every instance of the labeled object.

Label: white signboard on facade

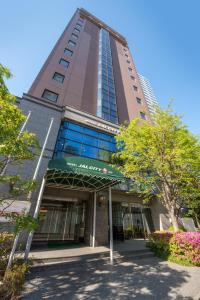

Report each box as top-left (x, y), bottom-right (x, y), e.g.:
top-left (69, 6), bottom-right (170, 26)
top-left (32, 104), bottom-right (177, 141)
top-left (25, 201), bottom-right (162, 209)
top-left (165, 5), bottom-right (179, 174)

top-left (64, 106), bottom-right (120, 135)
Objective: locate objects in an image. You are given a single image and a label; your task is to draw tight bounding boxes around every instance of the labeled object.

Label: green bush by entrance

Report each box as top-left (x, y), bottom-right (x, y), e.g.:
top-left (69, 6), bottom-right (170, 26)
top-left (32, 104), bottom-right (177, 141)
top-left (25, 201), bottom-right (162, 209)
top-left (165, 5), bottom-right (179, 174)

top-left (148, 231), bottom-right (200, 266)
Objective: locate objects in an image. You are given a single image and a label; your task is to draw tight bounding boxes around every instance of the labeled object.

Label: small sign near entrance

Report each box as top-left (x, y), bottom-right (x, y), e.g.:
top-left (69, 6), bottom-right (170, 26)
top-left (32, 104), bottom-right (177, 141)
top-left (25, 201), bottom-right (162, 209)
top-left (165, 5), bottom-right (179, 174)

top-left (102, 168), bottom-right (108, 174)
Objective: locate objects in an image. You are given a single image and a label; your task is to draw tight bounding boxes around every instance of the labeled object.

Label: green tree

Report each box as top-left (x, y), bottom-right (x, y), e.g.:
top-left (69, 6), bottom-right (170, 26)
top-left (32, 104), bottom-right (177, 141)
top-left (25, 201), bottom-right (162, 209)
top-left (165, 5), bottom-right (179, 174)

top-left (185, 196), bottom-right (200, 228)
top-left (0, 64), bottom-right (39, 223)
top-left (115, 105), bottom-right (200, 232)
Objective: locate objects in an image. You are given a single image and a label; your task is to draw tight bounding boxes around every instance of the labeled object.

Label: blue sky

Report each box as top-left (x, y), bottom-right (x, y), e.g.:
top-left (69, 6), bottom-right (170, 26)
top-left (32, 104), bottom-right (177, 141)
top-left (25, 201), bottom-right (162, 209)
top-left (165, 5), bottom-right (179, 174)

top-left (1, 0), bottom-right (199, 134)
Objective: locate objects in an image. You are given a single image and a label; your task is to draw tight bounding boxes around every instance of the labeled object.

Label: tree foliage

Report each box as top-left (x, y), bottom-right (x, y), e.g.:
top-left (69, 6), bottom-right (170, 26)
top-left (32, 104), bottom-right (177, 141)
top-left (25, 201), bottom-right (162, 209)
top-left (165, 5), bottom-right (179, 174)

top-left (0, 64), bottom-right (39, 229)
top-left (115, 105), bottom-right (200, 231)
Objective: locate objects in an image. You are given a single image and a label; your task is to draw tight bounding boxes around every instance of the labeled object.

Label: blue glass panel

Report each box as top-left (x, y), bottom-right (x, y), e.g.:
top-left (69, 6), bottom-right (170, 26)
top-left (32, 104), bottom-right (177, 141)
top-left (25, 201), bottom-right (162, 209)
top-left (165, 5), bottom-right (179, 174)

top-left (98, 149), bottom-right (111, 161)
top-left (81, 144), bottom-right (98, 159)
top-left (83, 127), bottom-right (99, 138)
top-left (67, 122), bottom-right (83, 133)
top-left (53, 121), bottom-right (117, 162)
top-left (60, 129), bottom-right (68, 138)
top-left (63, 140), bottom-right (82, 156)
top-left (54, 139), bottom-right (64, 151)
top-left (66, 130), bottom-right (83, 142)
top-left (82, 135), bottom-right (98, 147)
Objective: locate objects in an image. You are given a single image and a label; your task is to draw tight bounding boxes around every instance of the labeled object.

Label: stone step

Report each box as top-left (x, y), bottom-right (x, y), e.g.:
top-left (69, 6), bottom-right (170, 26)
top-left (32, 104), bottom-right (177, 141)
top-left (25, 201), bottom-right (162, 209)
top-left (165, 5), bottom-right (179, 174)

top-left (30, 249), bottom-right (154, 273)
top-left (32, 248), bottom-right (150, 264)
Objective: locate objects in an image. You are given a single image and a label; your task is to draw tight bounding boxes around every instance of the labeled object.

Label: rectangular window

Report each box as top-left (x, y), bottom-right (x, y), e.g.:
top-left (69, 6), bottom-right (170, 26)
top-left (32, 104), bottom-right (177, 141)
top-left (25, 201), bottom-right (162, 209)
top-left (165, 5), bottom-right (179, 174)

top-left (78, 17), bottom-right (84, 23)
top-left (136, 97), bottom-right (142, 104)
top-left (125, 54), bottom-right (129, 57)
top-left (140, 112), bottom-right (146, 120)
top-left (76, 23), bottom-right (82, 29)
top-left (133, 85), bottom-right (138, 91)
top-left (131, 75), bottom-right (135, 81)
top-left (53, 72), bottom-right (65, 83)
top-left (71, 33), bottom-right (78, 40)
top-left (64, 48), bottom-right (73, 57)
top-left (128, 67), bottom-right (132, 72)
top-left (127, 60), bottom-right (131, 64)
top-left (42, 89), bottom-right (58, 102)
top-left (59, 58), bottom-right (70, 68)
top-left (73, 28), bottom-right (80, 34)
top-left (68, 40), bottom-right (76, 47)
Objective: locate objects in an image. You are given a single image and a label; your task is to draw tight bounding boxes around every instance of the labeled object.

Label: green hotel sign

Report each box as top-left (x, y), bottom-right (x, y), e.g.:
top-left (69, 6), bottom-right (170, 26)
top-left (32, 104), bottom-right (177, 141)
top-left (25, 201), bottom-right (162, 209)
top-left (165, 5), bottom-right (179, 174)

top-left (48, 156), bottom-right (123, 179)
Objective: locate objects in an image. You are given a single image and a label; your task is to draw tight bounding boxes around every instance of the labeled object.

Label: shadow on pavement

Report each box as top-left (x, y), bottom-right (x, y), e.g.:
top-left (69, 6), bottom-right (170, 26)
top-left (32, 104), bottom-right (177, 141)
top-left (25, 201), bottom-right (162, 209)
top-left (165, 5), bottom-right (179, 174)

top-left (20, 256), bottom-right (197, 300)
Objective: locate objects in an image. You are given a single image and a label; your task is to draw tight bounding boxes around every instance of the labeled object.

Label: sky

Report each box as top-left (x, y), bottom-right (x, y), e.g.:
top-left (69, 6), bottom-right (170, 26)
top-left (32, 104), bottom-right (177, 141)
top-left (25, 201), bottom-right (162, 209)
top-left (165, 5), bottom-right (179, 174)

top-left (1, 0), bottom-right (199, 134)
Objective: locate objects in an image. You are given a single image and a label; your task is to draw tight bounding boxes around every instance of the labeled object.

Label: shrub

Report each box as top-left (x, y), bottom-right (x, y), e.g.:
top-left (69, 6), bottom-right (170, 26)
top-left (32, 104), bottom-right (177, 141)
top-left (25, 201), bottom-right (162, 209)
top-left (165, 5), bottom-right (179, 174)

top-left (168, 225), bottom-right (186, 232)
top-left (148, 231), bottom-right (200, 266)
top-left (171, 232), bottom-right (200, 266)
top-left (0, 233), bottom-right (30, 299)
top-left (3, 261), bottom-right (30, 298)
top-left (0, 232), bottom-right (13, 271)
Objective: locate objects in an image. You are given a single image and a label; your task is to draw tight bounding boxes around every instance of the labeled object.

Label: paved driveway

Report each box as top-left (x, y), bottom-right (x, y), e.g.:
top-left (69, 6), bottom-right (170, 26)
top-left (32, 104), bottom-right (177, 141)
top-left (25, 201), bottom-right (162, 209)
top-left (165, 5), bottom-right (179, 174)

top-left (20, 256), bottom-right (200, 300)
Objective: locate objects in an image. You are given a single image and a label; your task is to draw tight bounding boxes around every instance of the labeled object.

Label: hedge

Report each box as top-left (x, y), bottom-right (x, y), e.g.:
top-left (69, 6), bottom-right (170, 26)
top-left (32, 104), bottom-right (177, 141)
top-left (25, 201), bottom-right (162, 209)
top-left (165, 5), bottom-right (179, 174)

top-left (148, 231), bottom-right (200, 266)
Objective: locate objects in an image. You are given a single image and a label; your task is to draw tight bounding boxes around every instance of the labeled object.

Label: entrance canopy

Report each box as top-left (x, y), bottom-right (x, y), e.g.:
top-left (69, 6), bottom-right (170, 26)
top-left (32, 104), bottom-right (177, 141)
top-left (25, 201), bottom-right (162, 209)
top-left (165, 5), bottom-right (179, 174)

top-left (46, 156), bottom-right (124, 192)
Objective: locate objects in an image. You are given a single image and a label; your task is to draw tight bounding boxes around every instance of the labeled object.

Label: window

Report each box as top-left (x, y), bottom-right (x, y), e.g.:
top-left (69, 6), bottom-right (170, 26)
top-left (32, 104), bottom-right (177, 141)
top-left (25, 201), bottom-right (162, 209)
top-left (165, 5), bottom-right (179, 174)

top-left (59, 58), bottom-right (70, 68)
top-left (136, 97), bottom-right (142, 104)
top-left (73, 28), bottom-right (80, 34)
top-left (78, 18), bottom-right (84, 23)
top-left (53, 121), bottom-right (117, 162)
top-left (130, 75), bottom-right (135, 81)
top-left (128, 67), bottom-right (132, 72)
top-left (127, 60), bottom-right (130, 64)
top-left (140, 112), bottom-right (146, 120)
top-left (124, 48), bottom-right (127, 52)
top-left (64, 48), bottom-right (73, 57)
top-left (42, 89), bottom-right (58, 102)
top-left (76, 23), bottom-right (82, 29)
top-left (68, 40), bottom-right (76, 47)
top-left (133, 85), bottom-right (138, 91)
top-left (125, 54), bottom-right (128, 57)
top-left (71, 33), bottom-right (78, 40)
top-left (53, 72), bottom-right (65, 83)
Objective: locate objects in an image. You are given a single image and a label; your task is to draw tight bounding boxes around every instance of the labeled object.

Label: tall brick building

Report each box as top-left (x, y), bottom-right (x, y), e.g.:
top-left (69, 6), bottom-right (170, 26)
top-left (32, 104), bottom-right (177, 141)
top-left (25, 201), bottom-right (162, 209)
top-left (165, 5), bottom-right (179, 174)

top-left (2, 8), bottom-right (169, 250)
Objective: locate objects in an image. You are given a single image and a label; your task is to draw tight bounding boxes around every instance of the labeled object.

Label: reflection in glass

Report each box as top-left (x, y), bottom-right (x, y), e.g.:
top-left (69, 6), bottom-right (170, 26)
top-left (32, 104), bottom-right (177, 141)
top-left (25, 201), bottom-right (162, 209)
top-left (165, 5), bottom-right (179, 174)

top-left (53, 121), bottom-right (117, 162)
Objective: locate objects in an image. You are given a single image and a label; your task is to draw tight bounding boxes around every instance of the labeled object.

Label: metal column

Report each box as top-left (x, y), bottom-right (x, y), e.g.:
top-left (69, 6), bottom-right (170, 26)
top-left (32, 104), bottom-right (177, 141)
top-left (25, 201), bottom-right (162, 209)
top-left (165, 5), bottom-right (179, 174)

top-left (92, 191), bottom-right (96, 247)
top-left (108, 186), bottom-right (113, 264)
top-left (24, 177), bottom-right (46, 260)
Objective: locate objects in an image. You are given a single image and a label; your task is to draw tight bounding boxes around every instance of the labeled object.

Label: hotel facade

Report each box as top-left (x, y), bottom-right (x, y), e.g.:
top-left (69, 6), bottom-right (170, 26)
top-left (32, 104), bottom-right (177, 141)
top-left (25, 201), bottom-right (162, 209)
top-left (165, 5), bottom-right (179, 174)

top-left (3, 8), bottom-right (170, 249)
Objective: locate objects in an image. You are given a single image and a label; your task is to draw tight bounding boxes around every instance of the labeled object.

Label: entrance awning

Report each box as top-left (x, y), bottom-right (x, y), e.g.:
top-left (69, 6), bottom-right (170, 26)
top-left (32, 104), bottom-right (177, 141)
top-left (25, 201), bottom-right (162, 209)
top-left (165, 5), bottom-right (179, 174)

top-left (46, 156), bottom-right (124, 192)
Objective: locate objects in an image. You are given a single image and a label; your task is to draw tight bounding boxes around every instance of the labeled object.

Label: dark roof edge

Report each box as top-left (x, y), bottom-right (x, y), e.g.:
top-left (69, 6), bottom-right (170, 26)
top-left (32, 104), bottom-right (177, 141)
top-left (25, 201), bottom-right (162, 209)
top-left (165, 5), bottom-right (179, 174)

top-left (78, 8), bottom-right (128, 47)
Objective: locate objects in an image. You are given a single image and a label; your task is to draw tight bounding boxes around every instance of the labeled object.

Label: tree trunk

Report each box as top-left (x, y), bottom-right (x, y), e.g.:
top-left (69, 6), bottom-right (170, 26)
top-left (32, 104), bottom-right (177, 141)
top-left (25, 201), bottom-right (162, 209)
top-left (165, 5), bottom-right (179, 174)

top-left (194, 213), bottom-right (200, 229)
top-left (162, 182), bottom-right (179, 232)
top-left (169, 209), bottom-right (179, 232)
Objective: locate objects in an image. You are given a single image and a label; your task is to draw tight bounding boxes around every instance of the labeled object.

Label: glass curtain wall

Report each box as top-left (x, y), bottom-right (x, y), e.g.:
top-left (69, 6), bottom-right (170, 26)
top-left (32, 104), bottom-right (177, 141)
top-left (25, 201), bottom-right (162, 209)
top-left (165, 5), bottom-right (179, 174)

top-left (97, 29), bottom-right (119, 124)
top-left (53, 121), bottom-right (117, 162)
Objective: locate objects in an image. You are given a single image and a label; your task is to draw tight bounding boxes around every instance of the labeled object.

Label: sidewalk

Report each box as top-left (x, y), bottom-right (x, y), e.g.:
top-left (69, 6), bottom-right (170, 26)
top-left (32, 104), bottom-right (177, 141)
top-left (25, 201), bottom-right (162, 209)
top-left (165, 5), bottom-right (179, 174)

top-left (22, 239), bottom-right (148, 264)
top-left (20, 255), bottom-right (200, 299)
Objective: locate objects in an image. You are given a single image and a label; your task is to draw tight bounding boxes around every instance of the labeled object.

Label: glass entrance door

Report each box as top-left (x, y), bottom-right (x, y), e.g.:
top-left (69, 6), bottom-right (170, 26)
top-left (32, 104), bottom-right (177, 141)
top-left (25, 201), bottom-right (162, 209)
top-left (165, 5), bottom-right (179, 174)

top-left (33, 201), bottom-right (86, 243)
top-left (112, 202), bottom-right (154, 240)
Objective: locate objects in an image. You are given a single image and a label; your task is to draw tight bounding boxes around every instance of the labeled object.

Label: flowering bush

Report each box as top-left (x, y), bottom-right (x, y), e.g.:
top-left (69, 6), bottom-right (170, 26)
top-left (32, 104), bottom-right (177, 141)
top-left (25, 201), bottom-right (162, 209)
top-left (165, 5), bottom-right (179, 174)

top-left (148, 231), bottom-right (200, 266)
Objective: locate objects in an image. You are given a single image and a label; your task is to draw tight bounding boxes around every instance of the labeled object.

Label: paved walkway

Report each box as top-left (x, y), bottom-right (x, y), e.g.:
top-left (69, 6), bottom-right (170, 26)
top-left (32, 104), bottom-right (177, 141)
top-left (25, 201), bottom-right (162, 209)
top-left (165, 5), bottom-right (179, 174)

top-left (20, 240), bottom-right (147, 263)
top-left (20, 255), bottom-right (200, 299)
